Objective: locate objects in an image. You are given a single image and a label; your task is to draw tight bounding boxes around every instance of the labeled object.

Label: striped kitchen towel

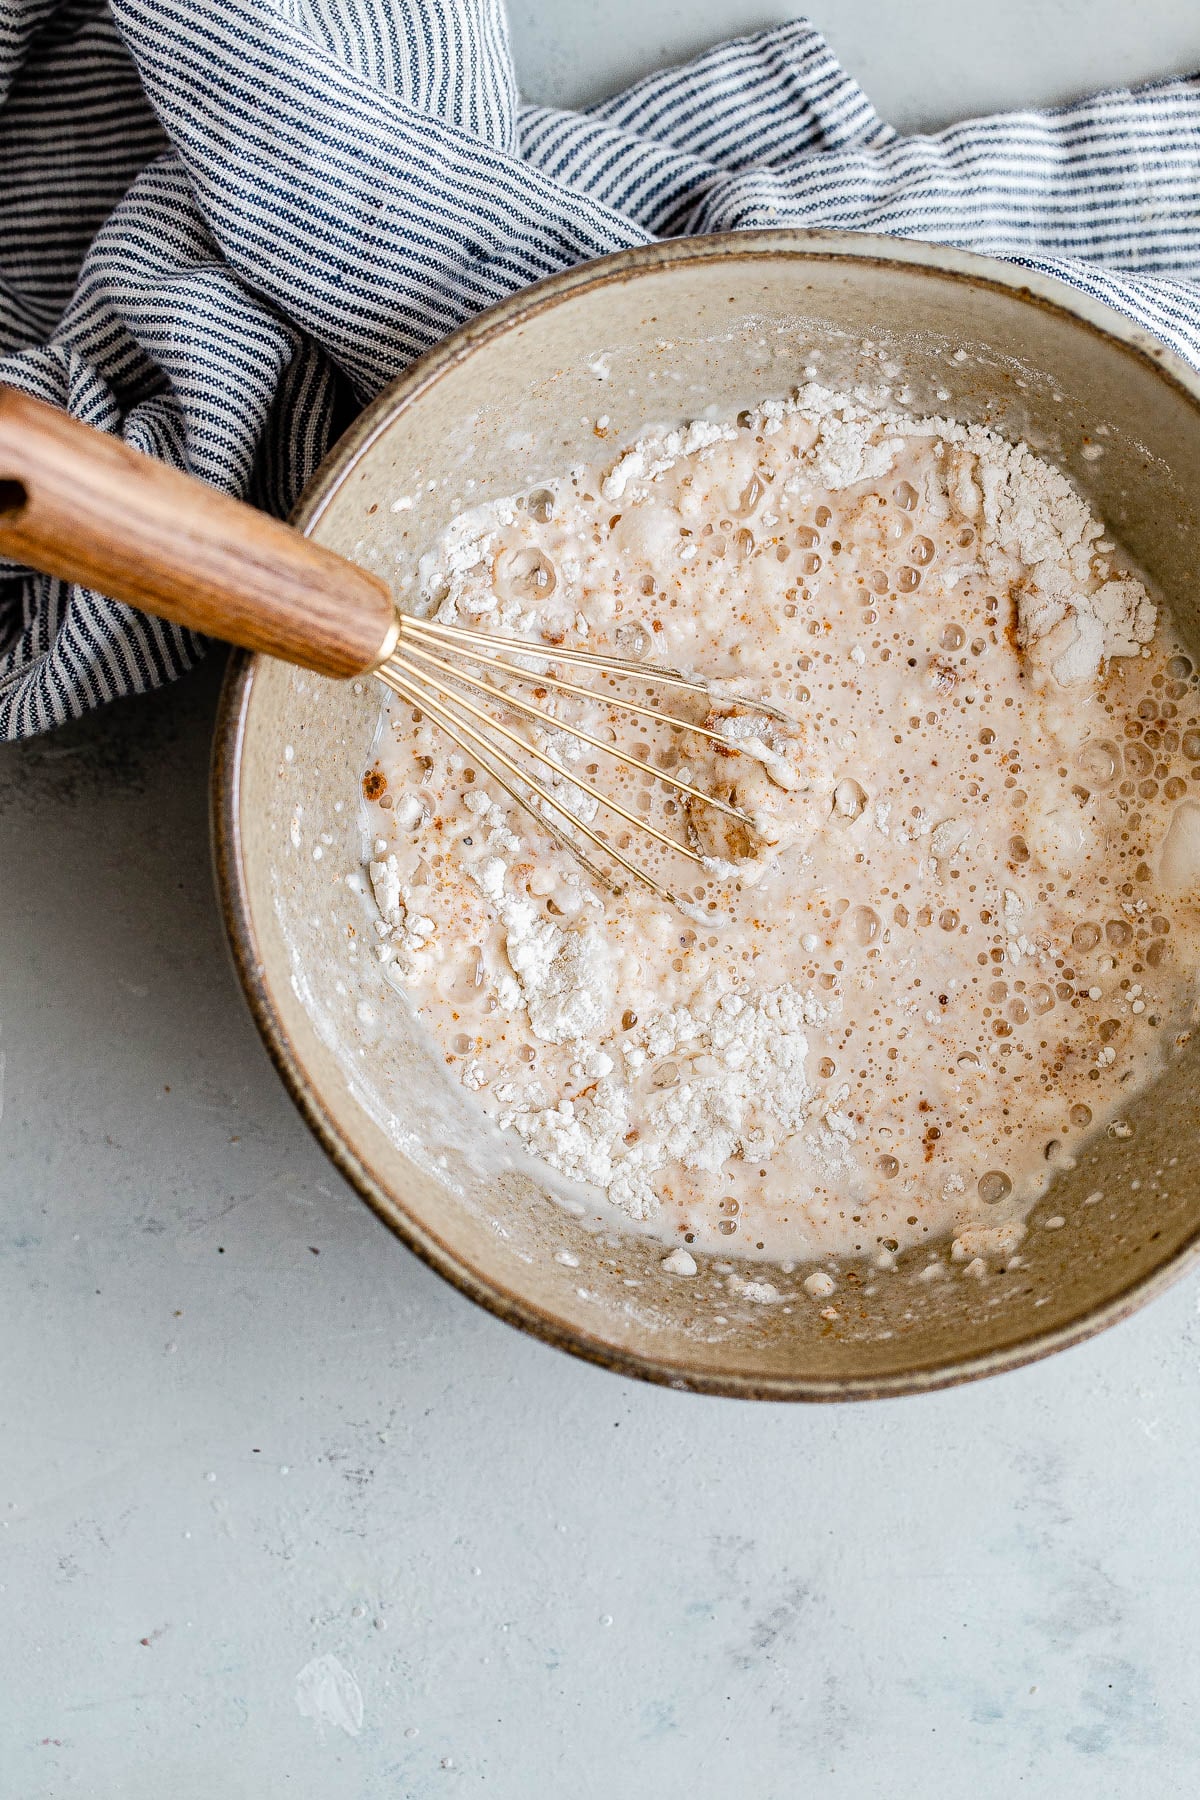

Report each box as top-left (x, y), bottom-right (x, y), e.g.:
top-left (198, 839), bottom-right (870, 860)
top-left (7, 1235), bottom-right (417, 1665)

top-left (2, 2), bottom-right (1199, 738)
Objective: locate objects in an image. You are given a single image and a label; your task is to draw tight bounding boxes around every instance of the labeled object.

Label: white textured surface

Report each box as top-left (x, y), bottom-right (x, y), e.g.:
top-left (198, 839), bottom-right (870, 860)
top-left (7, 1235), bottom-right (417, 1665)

top-left (7, 10), bottom-right (1200, 1792)
top-left (510, 0), bottom-right (1200, 128)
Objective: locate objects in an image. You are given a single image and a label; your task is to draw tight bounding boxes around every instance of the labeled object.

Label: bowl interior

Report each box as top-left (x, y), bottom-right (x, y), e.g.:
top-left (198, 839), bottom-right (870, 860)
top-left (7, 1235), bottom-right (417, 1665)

top-left (217, 234), bottom-right (1200, 1396)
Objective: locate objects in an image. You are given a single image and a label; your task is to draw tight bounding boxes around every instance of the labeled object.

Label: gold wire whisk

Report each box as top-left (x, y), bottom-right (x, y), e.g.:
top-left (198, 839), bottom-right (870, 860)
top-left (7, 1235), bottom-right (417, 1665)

top-left (376, 613), bottom-right (780, 903)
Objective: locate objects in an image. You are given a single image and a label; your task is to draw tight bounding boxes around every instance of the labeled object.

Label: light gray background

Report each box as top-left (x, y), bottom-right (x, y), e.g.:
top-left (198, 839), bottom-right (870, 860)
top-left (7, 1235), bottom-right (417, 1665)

top-left (5, 8), bottom-right (1200, 1797)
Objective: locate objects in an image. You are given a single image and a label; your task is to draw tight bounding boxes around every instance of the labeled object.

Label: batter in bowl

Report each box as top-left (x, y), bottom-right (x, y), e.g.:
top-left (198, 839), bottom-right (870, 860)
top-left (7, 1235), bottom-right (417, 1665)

top-left (356, 384), bottom-right (1200, 1270)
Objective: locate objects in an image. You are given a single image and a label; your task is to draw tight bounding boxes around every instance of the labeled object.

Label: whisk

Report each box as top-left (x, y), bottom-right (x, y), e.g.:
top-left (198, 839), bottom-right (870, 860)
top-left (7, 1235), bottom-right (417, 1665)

top-left (0, 385), bottom-right (770, 901)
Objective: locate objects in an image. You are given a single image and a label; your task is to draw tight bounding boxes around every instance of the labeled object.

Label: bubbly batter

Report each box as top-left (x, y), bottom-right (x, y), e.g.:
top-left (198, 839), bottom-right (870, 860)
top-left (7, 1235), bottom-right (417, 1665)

top-left (357, 386), bottom-right (1200, 1266)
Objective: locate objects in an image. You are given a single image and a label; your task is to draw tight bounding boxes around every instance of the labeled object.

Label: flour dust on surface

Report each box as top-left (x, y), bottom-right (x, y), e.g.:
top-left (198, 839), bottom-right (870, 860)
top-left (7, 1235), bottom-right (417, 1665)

top-left (355, 384), bottom-right (1200, 1273)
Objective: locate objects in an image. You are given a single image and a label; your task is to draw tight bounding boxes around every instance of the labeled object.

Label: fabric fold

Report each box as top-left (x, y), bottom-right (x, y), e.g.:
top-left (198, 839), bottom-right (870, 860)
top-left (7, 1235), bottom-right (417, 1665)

top-left (0, 3), bottom-right (1198, 738)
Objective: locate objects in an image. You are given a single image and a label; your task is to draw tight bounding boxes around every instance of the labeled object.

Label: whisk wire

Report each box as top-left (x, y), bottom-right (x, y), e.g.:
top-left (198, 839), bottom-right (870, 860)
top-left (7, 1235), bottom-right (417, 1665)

top-left (399, 630), bottom-right (741, 746)
top-left (377, 612), bottom-right (792, 899)
top-left (400, 615), bottom-right (793, 724)
top-left (377, 661), bottom-right (678, 901)
top-left (401, 614), bottom-right (710, 692)
top-left (387, 649), bottom-right (706, 867)
top-left (396, 637), bottom-right (755, 825)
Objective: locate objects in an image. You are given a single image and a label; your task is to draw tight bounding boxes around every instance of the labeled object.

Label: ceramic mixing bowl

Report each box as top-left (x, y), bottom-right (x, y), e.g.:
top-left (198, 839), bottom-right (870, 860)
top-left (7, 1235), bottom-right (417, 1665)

top-left (213, 229), bottom-right (1200, 1398)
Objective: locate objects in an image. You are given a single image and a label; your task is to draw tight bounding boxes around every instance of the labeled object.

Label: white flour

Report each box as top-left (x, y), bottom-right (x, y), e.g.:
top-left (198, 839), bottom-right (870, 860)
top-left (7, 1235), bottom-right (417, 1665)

top-left (472, 847), bottom-right (826, 1221)
top-left (975, 437), bottom-right (1155, 685)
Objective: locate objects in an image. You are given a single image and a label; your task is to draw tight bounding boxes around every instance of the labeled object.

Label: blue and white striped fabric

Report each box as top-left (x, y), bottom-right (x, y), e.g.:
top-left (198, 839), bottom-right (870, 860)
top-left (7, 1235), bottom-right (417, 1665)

top-left (2, 3), bottom-right (1199, 738)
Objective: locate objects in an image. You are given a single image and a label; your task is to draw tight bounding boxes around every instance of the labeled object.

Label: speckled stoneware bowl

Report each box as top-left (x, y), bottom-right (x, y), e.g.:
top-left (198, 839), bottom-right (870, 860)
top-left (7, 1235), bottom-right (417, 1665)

top-left (213, 230), bottom-right (1200, 1399)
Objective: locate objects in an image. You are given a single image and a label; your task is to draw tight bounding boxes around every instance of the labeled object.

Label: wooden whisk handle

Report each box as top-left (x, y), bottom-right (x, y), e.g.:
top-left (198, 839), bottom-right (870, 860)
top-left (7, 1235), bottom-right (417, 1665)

top-left (0, 384), bottom-right (398, 679)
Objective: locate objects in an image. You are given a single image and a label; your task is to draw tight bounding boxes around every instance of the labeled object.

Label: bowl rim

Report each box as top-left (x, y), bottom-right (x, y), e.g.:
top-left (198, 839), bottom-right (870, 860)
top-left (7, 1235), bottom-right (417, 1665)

top-left (212, 226), bottom-right (1200, 1400)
